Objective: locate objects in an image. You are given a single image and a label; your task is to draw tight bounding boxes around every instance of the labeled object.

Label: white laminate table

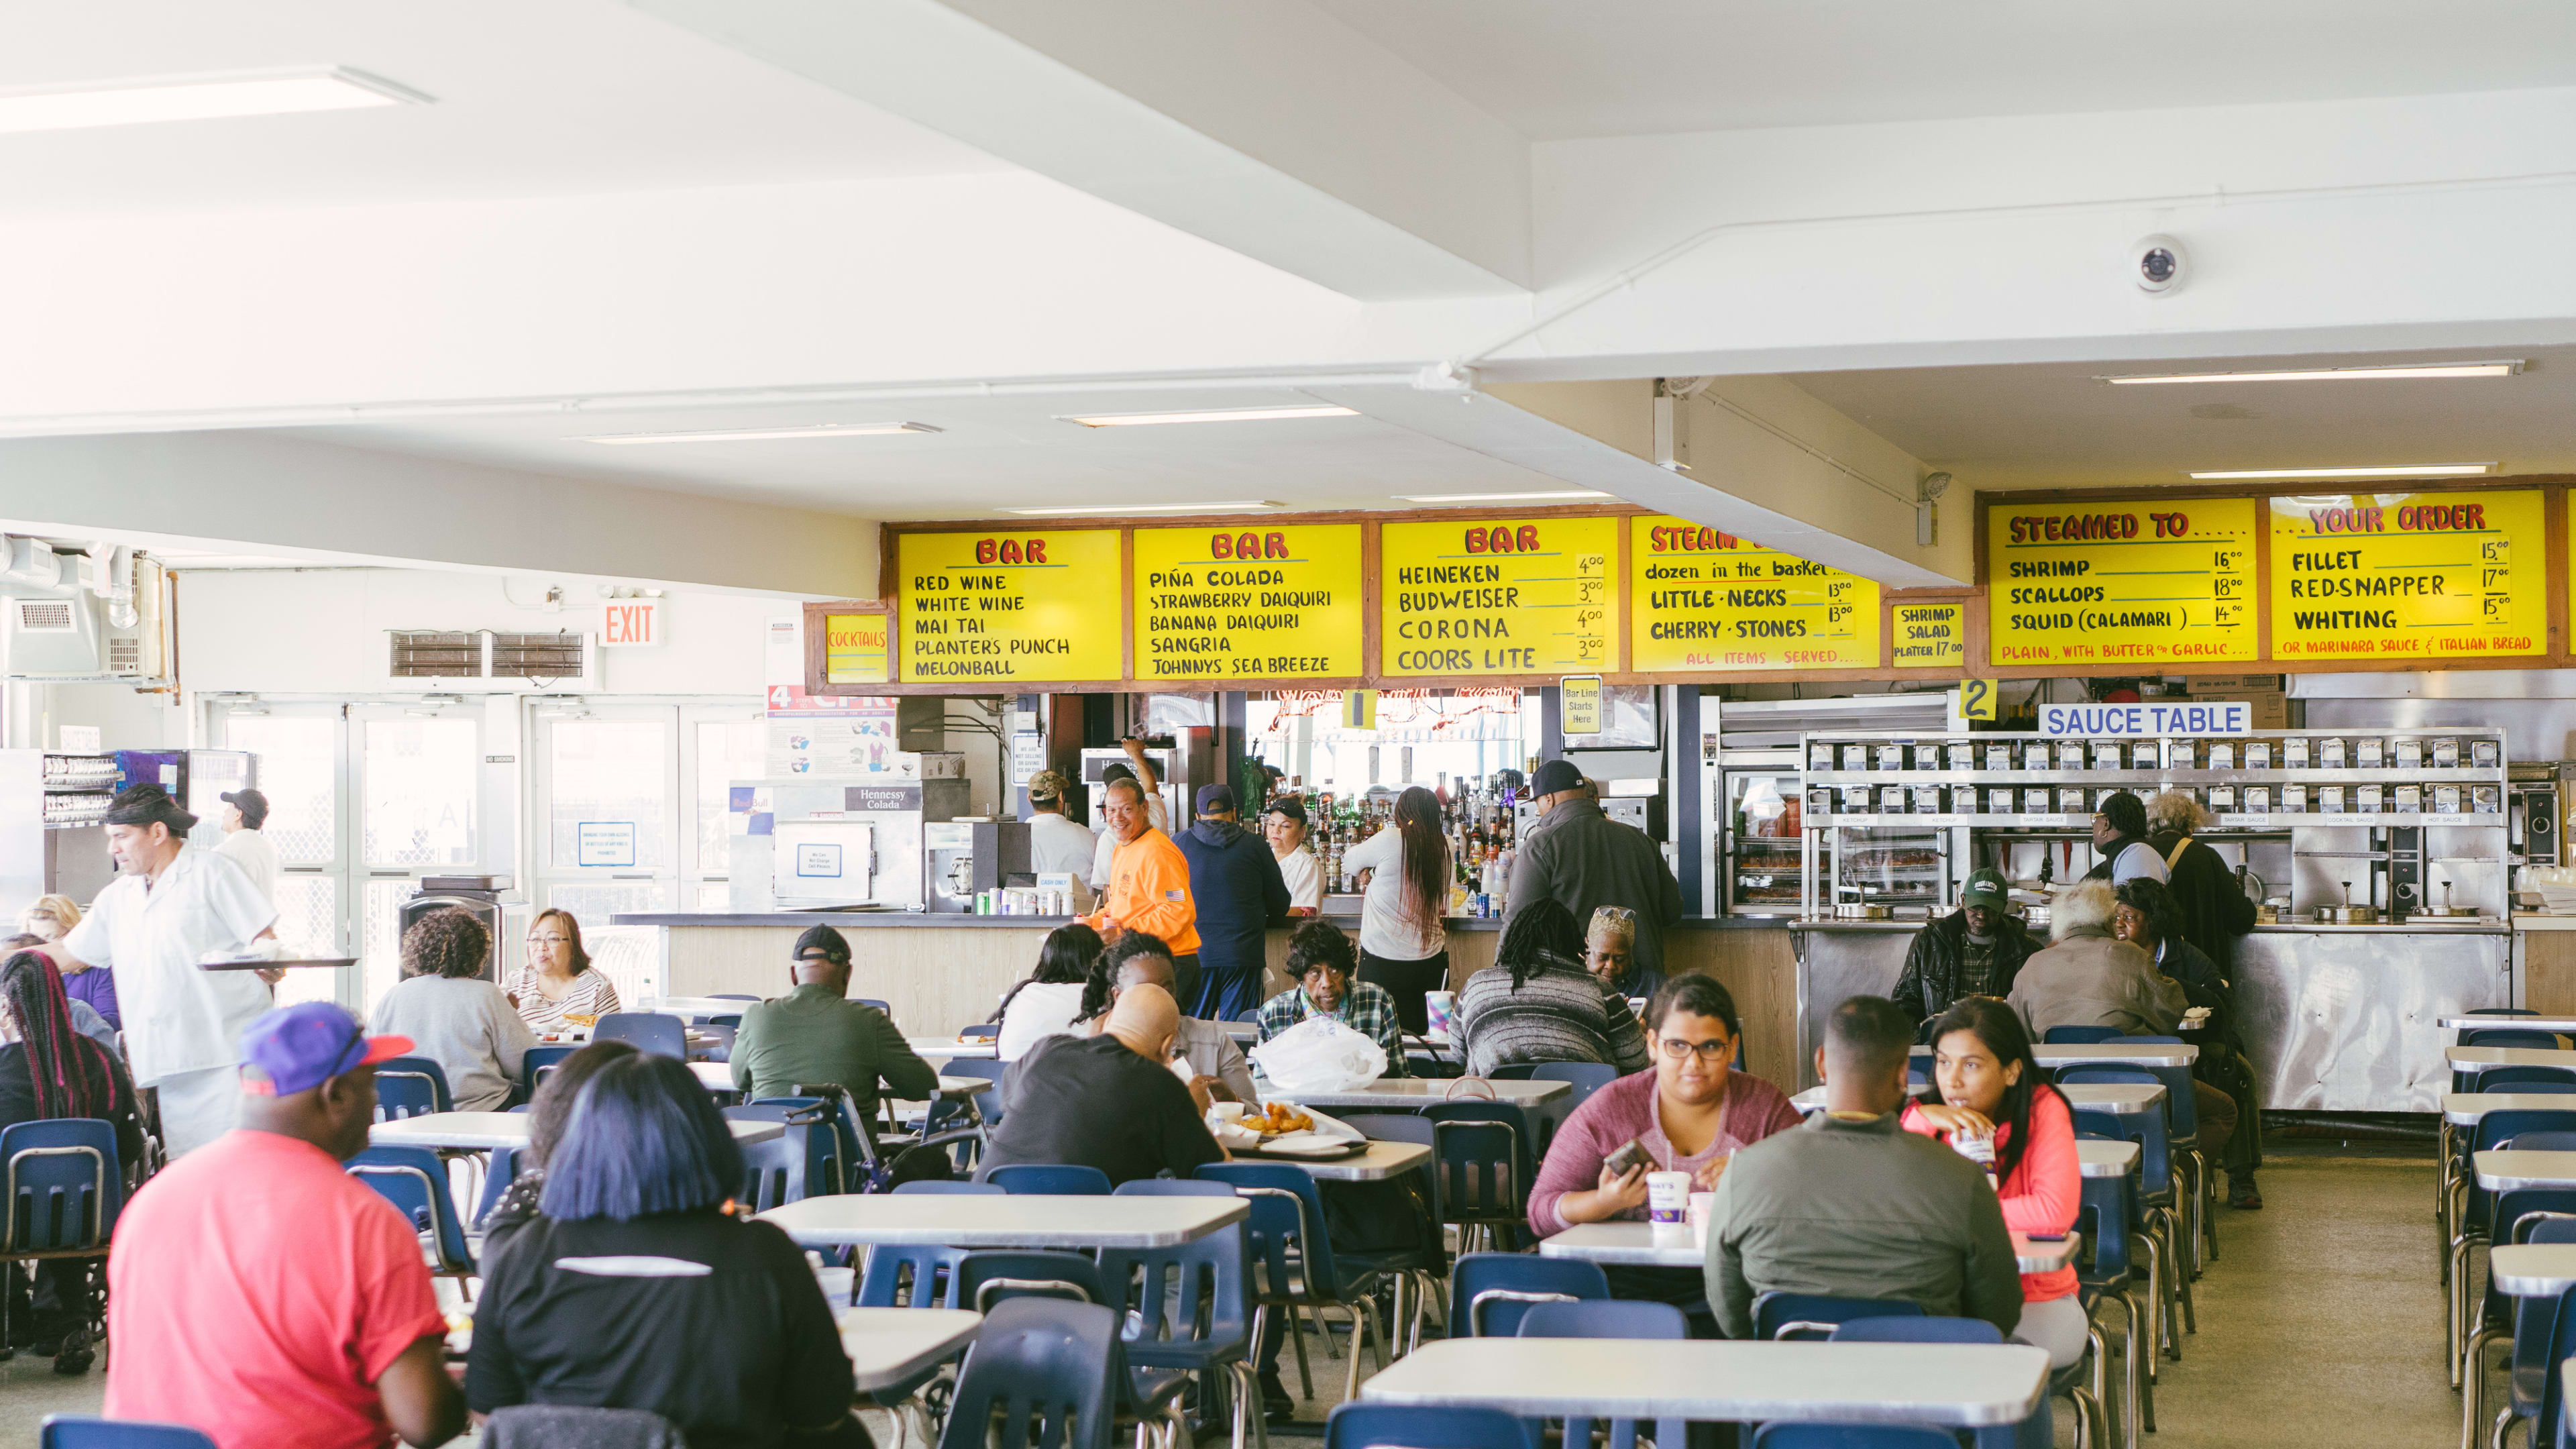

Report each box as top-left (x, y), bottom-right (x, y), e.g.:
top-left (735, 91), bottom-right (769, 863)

top-left (648, 996), bottom-right (766, 1020)
top-left (370, 1112), bottom-right (784, 1150)
top-left (837, 1308), bottom-right (983, 1392)
top-left (2443, 1093), bottom-right (2576, 1126)
top-left (690, 1061), bottom-right (735, 1089)
top-left (2474, 1150), bottom-right (2576, 1193)
top-left (1357, 1338), bottom-right (2049, 1429)
top-left (1243, 1139), bottom-right (1431, 1182)
top-left (2077, 1139), bottom-right (2141, 1178)
top-left (759, 1193), bottom-right (1246, 1249)
top-left (2486, 1244), bottom-right (2576, 1298)
top-left (2032, 1042), bottom-right (2197, 1069)
top-left (907, 1036), bottom-right (1000, 1061)
top-left (1265, 1078), bottom-right (1569, 1110)
top-left (1535, 1220), bottom-right (2077, 1275)
top-left (2449, 1047), bottom-right (2576, 1071)
top-left (2058, 1083), bottom-right (2167, 1116)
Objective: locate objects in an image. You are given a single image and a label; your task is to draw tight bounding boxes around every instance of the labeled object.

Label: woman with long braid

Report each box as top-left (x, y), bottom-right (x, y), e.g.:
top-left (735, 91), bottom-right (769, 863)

top-left (0, 947), bottom-right (145, 1374)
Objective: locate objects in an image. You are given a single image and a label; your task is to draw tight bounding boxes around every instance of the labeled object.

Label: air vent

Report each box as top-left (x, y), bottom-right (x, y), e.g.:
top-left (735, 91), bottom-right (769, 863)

top-left (390, 631), bottom-right (481, 678)
top-left (106, 635), bottom-right (140, 671)
top-left (14, 600), bottom-right (74, 633)
top-left (492, 631), bottom-right (583, 680)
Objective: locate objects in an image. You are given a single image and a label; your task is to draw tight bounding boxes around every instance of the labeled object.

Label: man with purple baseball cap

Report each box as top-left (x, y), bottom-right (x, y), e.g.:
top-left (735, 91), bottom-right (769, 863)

top-left (105, 1002), bottom-right (463, 1449)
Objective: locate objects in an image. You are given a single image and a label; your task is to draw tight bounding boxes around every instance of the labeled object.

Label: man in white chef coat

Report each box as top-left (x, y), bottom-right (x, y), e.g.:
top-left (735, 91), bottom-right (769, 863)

top-left (213, 786), bottom-right (280, 907)
top-left (46, 784), bottom-right (279, 1157)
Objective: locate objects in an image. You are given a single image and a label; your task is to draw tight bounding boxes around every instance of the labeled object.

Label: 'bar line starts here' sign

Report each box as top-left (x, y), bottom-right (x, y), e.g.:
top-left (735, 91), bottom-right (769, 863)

top-left (2038, 702), bottom-right (2251, 737)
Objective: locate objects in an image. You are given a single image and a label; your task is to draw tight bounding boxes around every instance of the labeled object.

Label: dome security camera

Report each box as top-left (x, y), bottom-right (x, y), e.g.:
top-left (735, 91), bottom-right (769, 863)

top-left (2133, 235), bottom-right (2188, 294)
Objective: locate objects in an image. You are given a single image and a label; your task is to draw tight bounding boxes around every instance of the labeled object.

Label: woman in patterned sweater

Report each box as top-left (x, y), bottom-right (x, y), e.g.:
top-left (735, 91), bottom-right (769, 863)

top-left (1453, 899), bottom-right (1652, 1079)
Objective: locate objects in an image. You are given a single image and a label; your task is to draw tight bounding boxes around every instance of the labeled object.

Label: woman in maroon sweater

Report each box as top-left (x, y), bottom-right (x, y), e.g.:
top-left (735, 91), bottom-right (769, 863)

top-left (1527, 974), bottom-right (1805, 1325)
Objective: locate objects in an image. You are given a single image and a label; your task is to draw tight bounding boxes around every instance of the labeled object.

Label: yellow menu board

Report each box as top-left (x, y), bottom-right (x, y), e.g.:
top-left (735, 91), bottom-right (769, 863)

top-left (822, 611), bottom-right (890, 684)
top-left (1628, 517), bottom-right (1879, 670)
top-left (1891, 602), bottom-right (1967, 669)
top-left (2269, 489), bottom-right (2544, 660)
top-left (1987, 498), bottom-right (2258, 667)
top-left (898, 529), bottom-right (1123, 682)
top-left (1132, 523), bottom-right (1362, 682)
top-left (1380, 517), bottom-right (1616, 676)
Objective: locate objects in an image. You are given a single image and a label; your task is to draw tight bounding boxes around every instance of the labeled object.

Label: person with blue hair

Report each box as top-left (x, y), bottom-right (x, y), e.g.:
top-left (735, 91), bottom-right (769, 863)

top-left (465, 1053), bottom-right (867, 1445)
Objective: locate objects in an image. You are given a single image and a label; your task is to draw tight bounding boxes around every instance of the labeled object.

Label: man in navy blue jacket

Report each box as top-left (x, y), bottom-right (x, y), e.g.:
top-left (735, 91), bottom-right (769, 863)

top-left (1175, 784), bottom-right (1291, 1024)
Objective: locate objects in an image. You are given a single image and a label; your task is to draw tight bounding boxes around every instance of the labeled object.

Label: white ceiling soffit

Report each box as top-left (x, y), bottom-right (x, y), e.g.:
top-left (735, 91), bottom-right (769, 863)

top-left (1313, 0), bottom-right (2576, 138)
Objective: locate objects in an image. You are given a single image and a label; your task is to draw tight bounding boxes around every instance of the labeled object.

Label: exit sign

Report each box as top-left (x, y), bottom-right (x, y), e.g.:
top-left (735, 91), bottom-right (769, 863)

top-left (600, 599), bottom-right (663, 648)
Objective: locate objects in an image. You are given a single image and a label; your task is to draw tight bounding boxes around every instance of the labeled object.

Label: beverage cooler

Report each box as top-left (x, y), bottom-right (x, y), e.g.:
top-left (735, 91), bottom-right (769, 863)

top-left (1701, 694), bottom-right (1957, 918)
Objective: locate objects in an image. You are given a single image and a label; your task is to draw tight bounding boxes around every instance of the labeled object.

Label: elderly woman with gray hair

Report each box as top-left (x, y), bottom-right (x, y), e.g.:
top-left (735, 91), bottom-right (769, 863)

top-left (2145, 788), bottom-right (2259, 971)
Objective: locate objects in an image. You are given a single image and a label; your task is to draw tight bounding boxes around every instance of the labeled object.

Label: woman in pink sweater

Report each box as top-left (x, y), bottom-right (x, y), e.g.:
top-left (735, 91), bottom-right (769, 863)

top-left (1900, 996), bottom-right (2086, 1366)
top-left (1527, 975), bottom-right (1805, 1328)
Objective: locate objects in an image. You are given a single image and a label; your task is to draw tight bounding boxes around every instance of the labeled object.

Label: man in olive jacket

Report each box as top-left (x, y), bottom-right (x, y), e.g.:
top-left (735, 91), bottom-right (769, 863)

top-left (1888, 867), bottom-right (2037, 1038)
top-left (1705, 994), bottom-right (2023, 1340)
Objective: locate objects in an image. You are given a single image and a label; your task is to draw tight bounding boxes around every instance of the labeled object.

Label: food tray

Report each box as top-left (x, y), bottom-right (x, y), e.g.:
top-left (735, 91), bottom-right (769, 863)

top-left (1241, 1135), bottom-right (1368, 1161)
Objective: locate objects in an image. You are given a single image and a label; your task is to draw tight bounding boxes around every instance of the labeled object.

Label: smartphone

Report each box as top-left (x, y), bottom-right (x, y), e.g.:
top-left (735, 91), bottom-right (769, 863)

top-left (2024, 1232), bottom-right (2068, 1241)
top-left (1603, 1138), bottom-right (1651, 1178)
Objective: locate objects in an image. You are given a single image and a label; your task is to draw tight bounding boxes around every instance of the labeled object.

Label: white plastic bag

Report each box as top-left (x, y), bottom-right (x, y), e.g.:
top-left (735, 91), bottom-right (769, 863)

top-left (1248, 1016), bottom-right (1387, 1094)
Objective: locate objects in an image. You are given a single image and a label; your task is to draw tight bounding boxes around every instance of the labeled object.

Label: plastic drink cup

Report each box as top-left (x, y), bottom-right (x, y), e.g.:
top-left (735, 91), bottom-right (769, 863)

top-left (1646, 1171), bottom-right (1693, 1224)
top-left (1424, 991), bottom-right (1458, 1036)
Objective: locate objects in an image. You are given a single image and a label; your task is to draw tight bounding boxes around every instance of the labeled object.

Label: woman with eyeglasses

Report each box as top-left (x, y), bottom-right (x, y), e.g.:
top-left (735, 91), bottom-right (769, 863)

top-left (504, 908), bottom-right (621, 1036)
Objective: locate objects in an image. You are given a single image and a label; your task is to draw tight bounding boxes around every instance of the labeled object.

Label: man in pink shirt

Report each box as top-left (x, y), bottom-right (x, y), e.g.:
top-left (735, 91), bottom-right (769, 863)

top-left (105, 1002), bottom-right (465, 1449)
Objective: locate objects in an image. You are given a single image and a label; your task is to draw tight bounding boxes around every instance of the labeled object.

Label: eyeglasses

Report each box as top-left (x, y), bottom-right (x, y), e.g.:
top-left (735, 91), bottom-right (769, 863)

top-left (526, 934), bottom-right (570, 946)
top-left (1657, 1037), bottom-right (1734, 1062)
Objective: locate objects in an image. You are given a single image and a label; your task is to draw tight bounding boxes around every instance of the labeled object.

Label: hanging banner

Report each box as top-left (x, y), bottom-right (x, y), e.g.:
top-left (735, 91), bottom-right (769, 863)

top-left (1891, 602), bottom-right (1968, 669)
top-left (897, 529), bottom-right (1124, 683)
top-left (1987, 497), bottom-right (2259, 667)
top-left (2269, 489), bottom-right (2544, 661)
top-left (1627, 517), bottom-right (1879, 671)
top-left (1379, 517), bottom-right (1617, 677)
top-left (1132, 523), bottom-right (1364, 683)
top-left (821, 611), bottom-right (890, 684)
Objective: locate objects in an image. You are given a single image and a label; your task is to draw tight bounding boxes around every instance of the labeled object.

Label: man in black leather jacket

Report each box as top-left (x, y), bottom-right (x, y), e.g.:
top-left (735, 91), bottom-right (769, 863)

top-left (1890, 867), bottom-right (2039, 1038)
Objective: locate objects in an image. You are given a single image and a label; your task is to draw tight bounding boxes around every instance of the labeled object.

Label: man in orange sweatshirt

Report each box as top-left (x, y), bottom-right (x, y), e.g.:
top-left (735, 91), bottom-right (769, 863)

top-left (1084, 776), bottom-right (1202, 1007)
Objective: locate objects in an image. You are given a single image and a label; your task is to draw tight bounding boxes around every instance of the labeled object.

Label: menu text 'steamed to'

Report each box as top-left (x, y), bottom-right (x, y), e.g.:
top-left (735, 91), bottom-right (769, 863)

top-left (1378, 517), bottom-right (1617, 676)
top-left (1627, 517), bottom-right (1880, 670)
top-left (1987, 498), bottom-right (2259, 667)
top-left (1132, 524), bottom-right (1364, 681)
top-left (898, 530), bottom-right (1124, 683)
top-left (2268, 490), bottom-right (2544, 660)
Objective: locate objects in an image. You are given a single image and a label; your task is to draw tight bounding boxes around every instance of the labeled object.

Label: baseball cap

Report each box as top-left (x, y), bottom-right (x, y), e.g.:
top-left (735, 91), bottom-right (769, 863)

top-left (1961, 867), bottom-right (2010, 910)
top-left (1026, 769), bottom-right (1071, 805)
top-left (237, 1002), bottom-right (412, 1098)
top-left (221, 787), bottom-right (269, 827)
top-left (1195, 783), bottom-right (1237, 814)
top-left (1531, 759), bottom-right (1585, 797)
top-left (794, 924), bottom-right (852, 965)
top-left (1100, 761), bottom-right (1137, 786)
top-left (1262, 795), bottom-right (1307, 825)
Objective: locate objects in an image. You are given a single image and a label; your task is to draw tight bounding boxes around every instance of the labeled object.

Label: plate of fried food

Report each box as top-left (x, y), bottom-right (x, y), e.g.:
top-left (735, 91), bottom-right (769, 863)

top-left (1241, 1102), bottom-right (1368, 1160)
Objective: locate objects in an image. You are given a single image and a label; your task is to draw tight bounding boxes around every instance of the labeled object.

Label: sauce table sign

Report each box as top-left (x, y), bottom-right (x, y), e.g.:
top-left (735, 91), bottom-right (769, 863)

top-left (2268, 489), bottom-right (2544, 661)
top-left (1628, 517), bottom-right (1882, 672)
top-left (1987, 498), bottom-right (2259, 667)
top-left (1379, 517), bottom-right (1618, 678)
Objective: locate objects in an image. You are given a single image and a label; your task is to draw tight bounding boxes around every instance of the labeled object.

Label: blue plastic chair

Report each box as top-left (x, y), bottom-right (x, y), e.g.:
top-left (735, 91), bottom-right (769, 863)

top-left (855, 998), bottom-right (894, 1016)
top-left (40, 1418), bottom-right (219, 1449)
top-left (2044, 1026), bottom-right (2125, 1044)
top-left (893, 1179), bottom-right (1006, 1195)
top-left (1098, 1222), bottom-right (1260, 1449)
top-left (346, 1146), bottom-right (475, 1277)
top-left (959, 1250), bottom-right (1108, 1312)
top-left (936, 1297), bottom-right (1122, 1449)
top-left (2074, 1130), bottom-right (2155, 1442)
top-left (1831, 1316), bottom-right (2092, 1449)
top-left (472, 1144), bottom-right (521, 1227)
top-left (859, 1243), bottom-right (972, 1309)
top-left (2468, 1030), bottom-right (2567, 1051)
top-left (1751, 1292), bottom-right (1925, 1341)
top-left (373, 1055), bottom-right (452, 1120)
top-left (2072, 1093), bottom-right (2194, 1353)
top-left (593, 1012), bottom-right (688, 1059)
top-left (1448, 1252), bottom-right (1609, 1339)
top-left (519, 1044), bottom-right (578, 1097)
top-left (1515, 1299), bottom-right (1686, 1449)
top-left (2489, 1215), bottom-right (2576, 1449)
top-left (724, 1104), bottom-right (842, 1198)
top-left (1418, 1102), bottom-right (1532, 1252)
top-left (943, 1058), bottom-right (1012, 1128)
top-left (735, 1134), bottom-right (810, 1212)
top-left (0, 1119), bottom-right (123, 1257)
top-left (986, 1163), bottom-right (1112, 1195)
top-left (1325, 1404), bottom-right (1532, 1449)
top-left (1112, 1178), bottom-right (1236, 1197)
top-left (2063, 1061), bottom-right (2211, 1273)
top-left (2482, 1068), bottom-right (2576, 1091)
top-left (2463, 1189), bottom-right (2576, 1407)
top-left (1200, 1161), bottom-right (1400, 1402)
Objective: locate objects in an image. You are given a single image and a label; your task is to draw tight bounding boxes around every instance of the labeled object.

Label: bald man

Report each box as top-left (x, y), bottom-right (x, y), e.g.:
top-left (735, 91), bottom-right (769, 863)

top-left (978, 982), bottom-right (1226, 1187)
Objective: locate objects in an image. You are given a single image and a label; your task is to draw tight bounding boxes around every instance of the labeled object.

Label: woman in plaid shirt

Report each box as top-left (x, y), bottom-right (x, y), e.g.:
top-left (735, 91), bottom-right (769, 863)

top-left (1254, 920), bottom-right (1407, 1077)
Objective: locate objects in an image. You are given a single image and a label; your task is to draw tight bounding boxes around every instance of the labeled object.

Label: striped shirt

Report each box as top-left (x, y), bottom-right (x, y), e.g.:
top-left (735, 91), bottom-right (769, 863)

top-left (506, 966), bottom-right (623, 1036)
top-left (1452, 955), bottom-right (1651, 1079)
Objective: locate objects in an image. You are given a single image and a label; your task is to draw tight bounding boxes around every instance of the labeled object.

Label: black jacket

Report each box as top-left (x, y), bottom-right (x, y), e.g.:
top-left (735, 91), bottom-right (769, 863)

top-left (1890, 910), bottom-right (2040, 1033)
top-left (2147, 830), bottom-right (2259, 969)
top-left (1503, 798), bottom-right (1684, 995)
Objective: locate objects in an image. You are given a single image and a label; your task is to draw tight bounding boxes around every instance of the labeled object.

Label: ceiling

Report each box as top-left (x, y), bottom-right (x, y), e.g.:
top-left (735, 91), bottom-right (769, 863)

top-left (1317, 0), bottom-right (2576, 138)
top-left (274, 386), bottom-right (1577, 519)
top-left (1788, 343), bottom-right (2576, 492)
top-left (0, 0), bottom-right (1005, 216)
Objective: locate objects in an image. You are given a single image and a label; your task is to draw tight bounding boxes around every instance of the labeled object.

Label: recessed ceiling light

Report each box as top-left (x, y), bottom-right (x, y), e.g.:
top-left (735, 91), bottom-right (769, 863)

top-left (583, 423), bottom-right (941, 445)
top-left (2187, 463), bottom-right (2497, 480)
top-left (1058, 407), bottom-right (1358, 427)
top-left (1392, 490), bottom-right (1615, 504)
top-left (996, 500), bottom-right (1283, 516)
top-left (0, 67), bottom-right (429, 136)
top-left (2105, 361), bottom-right (2522, 384)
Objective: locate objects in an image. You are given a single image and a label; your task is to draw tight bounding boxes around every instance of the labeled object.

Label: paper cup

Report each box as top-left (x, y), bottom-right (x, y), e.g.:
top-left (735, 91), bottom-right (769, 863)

top-left (1424, 991), bottom-right (1458, 1036)
top-left (1646, 1171), bottom-right (1693, 1224)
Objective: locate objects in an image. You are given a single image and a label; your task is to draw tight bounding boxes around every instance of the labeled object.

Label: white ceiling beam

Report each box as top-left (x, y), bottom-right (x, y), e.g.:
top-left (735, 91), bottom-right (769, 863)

top-left (625, 0), bottom-right (1531, 300)
top-left (0, 433), bottom-right (875, 600)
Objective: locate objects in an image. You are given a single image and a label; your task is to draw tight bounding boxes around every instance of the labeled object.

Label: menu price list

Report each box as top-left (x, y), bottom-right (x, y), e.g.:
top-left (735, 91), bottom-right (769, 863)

top-left (1132, 523), bottom-right (1363, 682)
top-left (1987, 497), bottom-right (2259, 667)
top-left (898, 529), bottom-right (1124, 683)
top-left (2268, 489), bottom-right (2544, 660)
top-left (1379, 517), bottom-right (1617, 677)
top-left (1628, 516), bottom-right (1880, 671)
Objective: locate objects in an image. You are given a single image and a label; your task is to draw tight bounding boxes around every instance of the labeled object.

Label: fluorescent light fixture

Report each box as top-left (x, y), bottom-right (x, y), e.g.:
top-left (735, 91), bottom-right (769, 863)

top-left (2105, 360), bottom-right (2522, 384)
top-left (0, 67), bottom-right (428, 136)
top-left (584, 423), bottom-right (941, 445)
top-left (997, 500), bottom-right (1283, 516)
top-left (2187, 463), bottom-right (2497, 480)
top-left (1393, 490), bottom-right (1615, 503)
top-left (1059, 406), bottom-right (1358, 427)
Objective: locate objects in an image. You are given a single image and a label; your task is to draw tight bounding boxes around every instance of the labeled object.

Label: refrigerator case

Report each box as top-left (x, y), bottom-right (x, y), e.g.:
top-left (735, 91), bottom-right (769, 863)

top-left (1717, 763), bottom-right (1806, 916)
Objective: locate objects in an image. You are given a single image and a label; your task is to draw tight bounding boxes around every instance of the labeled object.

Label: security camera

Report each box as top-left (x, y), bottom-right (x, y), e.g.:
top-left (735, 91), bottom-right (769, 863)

top-left (2133, 235), bottom-right (2188, 294)
top-left (1919, 472), bottom-right (1953, 501)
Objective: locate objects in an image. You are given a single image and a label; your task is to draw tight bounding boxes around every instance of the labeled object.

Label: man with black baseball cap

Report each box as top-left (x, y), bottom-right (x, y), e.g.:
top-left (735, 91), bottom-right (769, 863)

top-left (728, 923), bottom-right (938, 1118)
top-left (1261, 795), bottom-right (1324, 914)
top-left (1175, 783), bottom-right (1289, 1022)
top-left (42, 784), bottom-right (279, 1156)
top-left (216, 786), bottom-right (280, 908)
top-left (1502, 758), bottom-right (1683, 996)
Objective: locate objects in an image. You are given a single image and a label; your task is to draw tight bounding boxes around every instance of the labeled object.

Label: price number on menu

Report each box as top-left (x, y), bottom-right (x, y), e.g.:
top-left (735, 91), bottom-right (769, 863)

top-left (1575, 553), bottom-right (1607, 605)
top-left (2212, 549), bottom-right (2243, 570)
